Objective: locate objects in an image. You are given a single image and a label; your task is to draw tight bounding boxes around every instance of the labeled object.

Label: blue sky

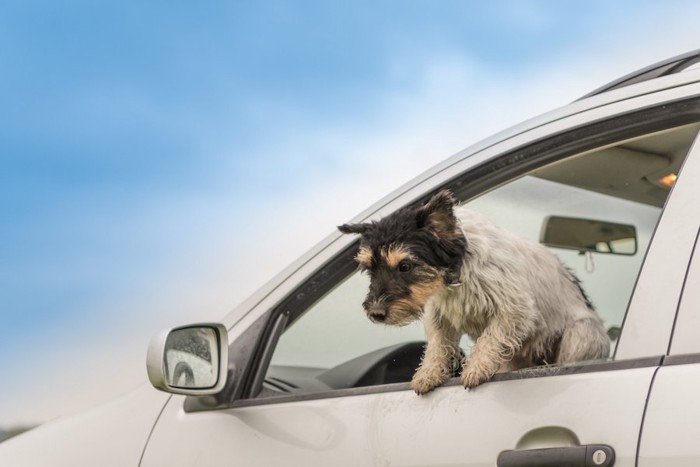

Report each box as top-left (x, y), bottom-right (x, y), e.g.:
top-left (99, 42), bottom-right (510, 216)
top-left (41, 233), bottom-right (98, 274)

top-left (2, 1), bottom-right (700, 426)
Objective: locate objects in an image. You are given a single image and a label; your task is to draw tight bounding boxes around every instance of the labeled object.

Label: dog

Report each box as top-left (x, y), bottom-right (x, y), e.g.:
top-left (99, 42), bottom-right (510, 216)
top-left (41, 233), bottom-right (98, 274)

top-left (338, 190), bottom-right (610, 394)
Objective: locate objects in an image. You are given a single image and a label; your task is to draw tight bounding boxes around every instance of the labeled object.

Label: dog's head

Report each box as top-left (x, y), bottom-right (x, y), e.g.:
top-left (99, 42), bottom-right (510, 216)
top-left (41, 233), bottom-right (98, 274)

top-left (338, 190), bottom-right (467, 326)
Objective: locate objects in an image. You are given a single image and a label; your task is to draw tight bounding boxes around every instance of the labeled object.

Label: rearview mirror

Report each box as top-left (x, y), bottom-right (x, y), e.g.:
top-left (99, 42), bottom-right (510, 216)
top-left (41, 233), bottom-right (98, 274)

top-left (540, 216), bottom-right (637, 255)
top-left (146, 323), bottom-right (228, 395)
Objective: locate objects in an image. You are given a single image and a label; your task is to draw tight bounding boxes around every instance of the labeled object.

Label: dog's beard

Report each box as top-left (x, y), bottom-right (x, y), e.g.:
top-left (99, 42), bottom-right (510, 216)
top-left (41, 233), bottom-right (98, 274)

top-left (366, 299), bottom-right (425, 326)
top-left (365, 276), bottom-right (445, 326)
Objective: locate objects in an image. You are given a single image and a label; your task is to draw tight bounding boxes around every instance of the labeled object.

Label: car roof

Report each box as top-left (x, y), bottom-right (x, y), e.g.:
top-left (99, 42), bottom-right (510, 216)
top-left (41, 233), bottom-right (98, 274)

top-left (578, 49), bottom-right (700, 100)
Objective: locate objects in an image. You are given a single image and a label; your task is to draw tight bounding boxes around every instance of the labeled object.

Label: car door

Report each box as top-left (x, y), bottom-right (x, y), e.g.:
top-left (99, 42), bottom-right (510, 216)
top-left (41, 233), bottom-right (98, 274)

top-left (636, 139), bottom-right (700, 466)
top-left (140, 91), bottom-right (700, 467)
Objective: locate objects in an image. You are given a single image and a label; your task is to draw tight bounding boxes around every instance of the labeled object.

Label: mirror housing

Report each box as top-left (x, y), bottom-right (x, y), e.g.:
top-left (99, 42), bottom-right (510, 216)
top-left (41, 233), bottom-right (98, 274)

top-left (147, 323), bottom-right (228, 395)
top-left (541, 216), bottom-right (637, 255)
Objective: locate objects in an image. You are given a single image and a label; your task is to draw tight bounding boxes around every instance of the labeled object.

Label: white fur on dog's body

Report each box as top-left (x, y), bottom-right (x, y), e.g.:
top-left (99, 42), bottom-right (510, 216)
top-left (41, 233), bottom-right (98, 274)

top-left (412, 207), bottom-right (611, 393)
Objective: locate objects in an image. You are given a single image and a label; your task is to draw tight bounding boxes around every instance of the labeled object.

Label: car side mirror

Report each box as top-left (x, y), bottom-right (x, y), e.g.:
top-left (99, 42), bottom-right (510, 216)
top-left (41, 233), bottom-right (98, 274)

top-left (541, 216), bottom-right (637, 255)
top-left (146, 323), bottom-right (228, 395)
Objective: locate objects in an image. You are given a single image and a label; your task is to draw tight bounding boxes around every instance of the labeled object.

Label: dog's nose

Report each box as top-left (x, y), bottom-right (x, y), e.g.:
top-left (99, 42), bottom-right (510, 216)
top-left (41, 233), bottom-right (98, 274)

top-left (365, 304), bottom-right (387, 322)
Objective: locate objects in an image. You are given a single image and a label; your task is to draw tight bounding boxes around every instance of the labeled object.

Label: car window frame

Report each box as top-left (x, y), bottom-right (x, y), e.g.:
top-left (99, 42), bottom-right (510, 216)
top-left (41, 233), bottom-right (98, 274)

top-left (185, 95), bottom-right (700, 413)
top-left (665, 226), bottom-right (700, 356)
top-left (614, 115), bottom-right (700, 360)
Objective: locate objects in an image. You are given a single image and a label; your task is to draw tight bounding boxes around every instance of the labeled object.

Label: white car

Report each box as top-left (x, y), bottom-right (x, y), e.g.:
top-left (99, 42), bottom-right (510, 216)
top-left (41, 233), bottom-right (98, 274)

top-left (4, 51), bottom-right (700, 467)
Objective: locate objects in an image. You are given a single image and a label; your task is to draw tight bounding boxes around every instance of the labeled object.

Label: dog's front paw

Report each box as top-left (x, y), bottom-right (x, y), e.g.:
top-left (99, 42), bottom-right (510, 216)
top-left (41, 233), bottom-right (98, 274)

top-left (460, 360), bottom-right (497, 389)
top-left (460, 368), bottom-right (491, 389)
top-left (410, 367), bottom-right (446, 395)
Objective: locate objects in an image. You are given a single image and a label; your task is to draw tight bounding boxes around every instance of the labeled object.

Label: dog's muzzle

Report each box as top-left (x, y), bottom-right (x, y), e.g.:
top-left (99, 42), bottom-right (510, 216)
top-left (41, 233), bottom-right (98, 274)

top-left (363, 301), bottom-right (387, 322)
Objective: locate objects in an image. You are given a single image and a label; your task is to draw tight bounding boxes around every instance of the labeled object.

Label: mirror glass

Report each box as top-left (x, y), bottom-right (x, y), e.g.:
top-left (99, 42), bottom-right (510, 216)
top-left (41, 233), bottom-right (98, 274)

top-left (164, 326), bottom-right (220, 389)
top-left (541, 216), bottom-right (637, 255)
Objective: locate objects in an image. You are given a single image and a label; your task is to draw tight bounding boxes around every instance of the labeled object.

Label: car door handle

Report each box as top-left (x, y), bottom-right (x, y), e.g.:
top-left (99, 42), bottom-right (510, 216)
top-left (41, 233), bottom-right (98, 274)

top-left (497, 444), bottom-right (615, 467)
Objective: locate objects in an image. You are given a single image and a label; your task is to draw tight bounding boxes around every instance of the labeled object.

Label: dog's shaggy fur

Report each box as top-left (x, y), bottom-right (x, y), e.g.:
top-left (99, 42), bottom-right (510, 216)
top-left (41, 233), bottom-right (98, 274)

top-left (339, 190), bottom-right (610, 394)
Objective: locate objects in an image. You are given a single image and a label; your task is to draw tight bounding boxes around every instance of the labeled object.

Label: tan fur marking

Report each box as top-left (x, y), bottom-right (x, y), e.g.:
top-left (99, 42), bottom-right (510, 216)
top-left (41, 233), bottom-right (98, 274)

top-left (355, 246), bottom-right (374, 267)
top-left (382, 245), bottom-right (415, 269)
top-left (383, 277), bottom-right (443, 327)
top-left (409, 277), bottom-right (444, 305)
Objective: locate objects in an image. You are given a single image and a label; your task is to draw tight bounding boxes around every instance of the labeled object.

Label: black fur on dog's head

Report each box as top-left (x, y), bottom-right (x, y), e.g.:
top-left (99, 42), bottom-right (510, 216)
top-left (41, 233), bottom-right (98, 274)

top-left (338, 190), bottom-right (467, 325)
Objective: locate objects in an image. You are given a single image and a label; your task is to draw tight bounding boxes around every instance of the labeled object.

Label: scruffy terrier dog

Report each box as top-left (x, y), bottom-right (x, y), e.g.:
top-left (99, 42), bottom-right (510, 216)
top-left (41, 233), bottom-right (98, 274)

top-left (338, 190), bottom-right (610, 395)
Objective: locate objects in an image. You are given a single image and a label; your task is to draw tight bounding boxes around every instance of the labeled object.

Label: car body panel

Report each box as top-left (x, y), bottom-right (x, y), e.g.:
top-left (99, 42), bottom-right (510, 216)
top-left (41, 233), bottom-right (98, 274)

top-left (666, 220), bottom-right (700, 356)
top-left (639, 204), bottom-right (700, 466)
top-left (141, 367), bottom-right (655, 467)
top-left (638, 363), bottom-right (700, 466)
top-left (0, 385), bottom-right (169, 467)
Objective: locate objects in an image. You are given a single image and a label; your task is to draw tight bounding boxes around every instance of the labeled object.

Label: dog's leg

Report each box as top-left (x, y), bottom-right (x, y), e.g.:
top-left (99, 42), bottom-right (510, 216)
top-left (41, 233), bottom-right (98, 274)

top-left (460, 298), bottom-right (538, 389)
top-left (411, 306), bottom-right (461, 395)
top-left (462, 335), bottom-right (518, 388)
top-left (557, 316), bottom-right (611, 363)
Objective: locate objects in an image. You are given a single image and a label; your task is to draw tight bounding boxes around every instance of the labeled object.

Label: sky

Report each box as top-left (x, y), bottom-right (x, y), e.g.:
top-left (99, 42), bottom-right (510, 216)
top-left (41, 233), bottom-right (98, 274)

top-left (2, 0), bottom-right (700, 427)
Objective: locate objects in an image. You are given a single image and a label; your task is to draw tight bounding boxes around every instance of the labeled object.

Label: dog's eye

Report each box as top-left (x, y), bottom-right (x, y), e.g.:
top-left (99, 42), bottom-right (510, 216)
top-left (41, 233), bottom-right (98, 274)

top-left (398, 261), bottom-right (412, 273)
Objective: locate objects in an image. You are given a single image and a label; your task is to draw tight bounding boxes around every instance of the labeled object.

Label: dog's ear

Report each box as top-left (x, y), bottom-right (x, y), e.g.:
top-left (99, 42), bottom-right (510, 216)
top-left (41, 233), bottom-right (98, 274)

top-left (416, 190), bottom-right (458, 236)
top-left (418, 190), bottom-right (466, 284)
top-left (338, 223), bottom-right (370, 235)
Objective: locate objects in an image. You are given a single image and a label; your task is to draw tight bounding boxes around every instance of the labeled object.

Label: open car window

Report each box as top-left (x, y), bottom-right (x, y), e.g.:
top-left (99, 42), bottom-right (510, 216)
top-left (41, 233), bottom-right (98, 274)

top-left (255, 123), bottom-right (700, 399)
